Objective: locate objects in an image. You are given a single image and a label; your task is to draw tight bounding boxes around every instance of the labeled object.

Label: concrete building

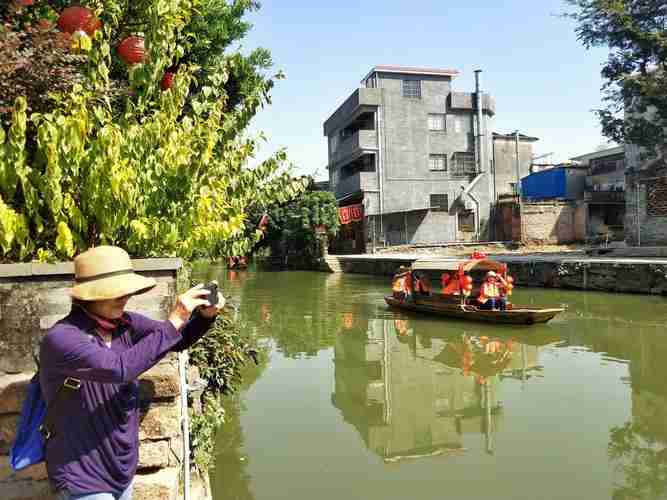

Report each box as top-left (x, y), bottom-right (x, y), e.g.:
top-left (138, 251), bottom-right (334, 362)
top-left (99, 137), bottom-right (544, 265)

top-left (571, 145), bottom-right (625, 242)
top-left (324, 65), bottom-right (501, 250)
top-left (492, 132), bottom-right (540, 198)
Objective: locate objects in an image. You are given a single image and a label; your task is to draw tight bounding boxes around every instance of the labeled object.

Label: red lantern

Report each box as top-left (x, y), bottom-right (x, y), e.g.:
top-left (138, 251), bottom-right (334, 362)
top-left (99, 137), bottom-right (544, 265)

top-left (57, 6), bottom-right (101, 36)
top-left (471, 251), bottom-right (487, 260)
top-left (160, 71), bottom-right (176, 90)
top-left (117, 36), bottom-right (145, 65)
top-left (17, 0), bottom-right (35, 7)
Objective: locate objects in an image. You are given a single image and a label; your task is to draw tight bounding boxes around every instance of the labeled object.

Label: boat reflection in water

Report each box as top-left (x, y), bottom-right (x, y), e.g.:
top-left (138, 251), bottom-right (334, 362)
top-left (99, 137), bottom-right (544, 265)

top-left (332, 317), bottom-right (554, 462)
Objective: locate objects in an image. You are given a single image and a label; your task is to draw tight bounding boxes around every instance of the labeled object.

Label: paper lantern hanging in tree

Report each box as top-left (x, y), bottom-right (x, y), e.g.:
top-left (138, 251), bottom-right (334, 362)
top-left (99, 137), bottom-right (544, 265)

top-left (160, 70), bottom-right (176, 90)
top-left (117, 36), bottom-right (145, 65)
top-left (57, 6), bottom-right (101, 36)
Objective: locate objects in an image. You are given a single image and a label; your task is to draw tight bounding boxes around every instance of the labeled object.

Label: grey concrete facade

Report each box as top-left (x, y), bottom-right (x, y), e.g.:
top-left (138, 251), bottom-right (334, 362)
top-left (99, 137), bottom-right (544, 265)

top-left (492, 133), bottom-right (538, 198)
top-left (323, 66), bottom-right (499, 247)
top-left (570, 146), bottom-right (625, 241)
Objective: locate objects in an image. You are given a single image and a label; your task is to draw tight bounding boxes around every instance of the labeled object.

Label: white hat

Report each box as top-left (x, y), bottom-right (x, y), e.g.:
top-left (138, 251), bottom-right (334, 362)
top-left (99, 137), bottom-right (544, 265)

top-left (486, 271), bottom-right (497, 278)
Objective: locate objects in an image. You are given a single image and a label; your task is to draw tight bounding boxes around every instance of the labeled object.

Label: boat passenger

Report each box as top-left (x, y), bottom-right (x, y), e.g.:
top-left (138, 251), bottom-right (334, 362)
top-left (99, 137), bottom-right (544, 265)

top-left (414, 271), bottom-right (432, 296)
top-left (441, 272), bottom-right (461, 296)
top-left (392, 272), bottom-right (406, 300)
top-left (477, 271), bottom-right (507, 311)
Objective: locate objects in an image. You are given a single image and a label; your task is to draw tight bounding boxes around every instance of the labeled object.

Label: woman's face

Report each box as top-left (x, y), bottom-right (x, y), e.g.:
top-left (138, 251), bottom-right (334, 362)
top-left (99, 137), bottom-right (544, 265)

top-left (87, 295), bottom-right (132, 319)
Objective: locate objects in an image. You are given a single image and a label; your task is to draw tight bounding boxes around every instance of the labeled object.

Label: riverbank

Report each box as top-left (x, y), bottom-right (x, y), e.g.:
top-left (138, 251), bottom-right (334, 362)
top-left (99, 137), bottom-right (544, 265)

top-left (323, 253), bottom-right (667, 295)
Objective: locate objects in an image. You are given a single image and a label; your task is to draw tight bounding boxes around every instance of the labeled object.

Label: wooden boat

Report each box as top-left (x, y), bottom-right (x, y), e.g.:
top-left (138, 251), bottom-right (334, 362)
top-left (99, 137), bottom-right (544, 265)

top-left (385, 295), bottom-right (563, 325)
top-left (386, 256), bottom-right (564, 325)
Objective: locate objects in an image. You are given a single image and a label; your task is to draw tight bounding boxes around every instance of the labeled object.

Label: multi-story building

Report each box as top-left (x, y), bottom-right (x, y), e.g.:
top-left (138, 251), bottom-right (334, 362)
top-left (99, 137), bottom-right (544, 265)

top-left (323, 65), bottom-right (498, 250)
top-left (570, 145), bottom-right (625, 242)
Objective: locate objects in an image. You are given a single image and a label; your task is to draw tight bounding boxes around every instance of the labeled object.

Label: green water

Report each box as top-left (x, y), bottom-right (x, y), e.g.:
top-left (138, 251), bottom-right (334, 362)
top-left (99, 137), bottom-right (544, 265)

top-left (193, 265), bottom-right (667, 500)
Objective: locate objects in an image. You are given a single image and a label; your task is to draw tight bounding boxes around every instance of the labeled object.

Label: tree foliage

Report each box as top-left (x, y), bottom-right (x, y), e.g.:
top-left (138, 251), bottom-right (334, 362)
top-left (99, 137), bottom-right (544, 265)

top-left (263, 184), bottom-right (340, 258)
top-left (0, 0), bottom-right (306, 261)
top-left (566, 0), bottom-right (667, 151)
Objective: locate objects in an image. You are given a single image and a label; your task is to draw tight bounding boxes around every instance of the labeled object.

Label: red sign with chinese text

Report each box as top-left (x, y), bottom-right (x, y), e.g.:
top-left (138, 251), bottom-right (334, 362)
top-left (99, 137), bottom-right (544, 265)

top-left (339, 204), bottom-right (364, 225)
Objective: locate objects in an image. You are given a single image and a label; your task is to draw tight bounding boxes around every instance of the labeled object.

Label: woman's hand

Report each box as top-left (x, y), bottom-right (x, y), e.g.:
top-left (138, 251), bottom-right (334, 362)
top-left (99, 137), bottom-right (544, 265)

top-left (199, 292), bottom-right (225, 318)
top-left (168, 284), bottom-right (212, 330)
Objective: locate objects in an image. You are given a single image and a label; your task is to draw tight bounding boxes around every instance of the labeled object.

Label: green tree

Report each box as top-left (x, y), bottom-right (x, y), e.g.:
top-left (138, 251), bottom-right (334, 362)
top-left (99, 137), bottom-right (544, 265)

top-left (566, 0), bottom-right (667, 151)
top-left (263, 183), bottom-right (340, 259)
top-left (0, 0), bottom-right (306, 261)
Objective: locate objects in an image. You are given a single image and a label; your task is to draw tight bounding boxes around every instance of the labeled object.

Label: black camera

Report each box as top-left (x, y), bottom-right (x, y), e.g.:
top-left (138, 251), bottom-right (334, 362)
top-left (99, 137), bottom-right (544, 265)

top-left (202, 281), bottom-right (219, 307)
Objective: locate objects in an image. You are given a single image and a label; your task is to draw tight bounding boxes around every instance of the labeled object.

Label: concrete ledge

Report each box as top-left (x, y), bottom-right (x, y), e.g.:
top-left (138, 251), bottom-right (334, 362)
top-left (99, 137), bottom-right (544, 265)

top-left (0, 478), bottom-right (52, 500)
top-left (0, 258), bottom-right (182, 278)
top-left (0, 455), bottom-right (48, 482)
top-left (139, 402), bottom-right (180, 440)
top-left (133, 467), bottom-right (180, 500)
top-left (139, 363), bottom-right (180, 401)
top-left (0, 373), bottom-right (32, 415)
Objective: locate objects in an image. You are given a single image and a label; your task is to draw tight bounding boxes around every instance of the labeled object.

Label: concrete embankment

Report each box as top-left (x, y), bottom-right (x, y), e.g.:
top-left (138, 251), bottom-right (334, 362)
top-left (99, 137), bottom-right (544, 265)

top-left (323, 253), bottom-right (667, 295)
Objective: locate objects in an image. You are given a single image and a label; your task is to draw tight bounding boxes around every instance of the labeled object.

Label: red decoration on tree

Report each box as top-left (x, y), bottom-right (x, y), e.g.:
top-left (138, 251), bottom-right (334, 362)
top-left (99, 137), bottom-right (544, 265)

top-left (160, 71), bottom-right (176, 90)
top-left (17, 0), bottom-right (35, 7)
top-left (57, 6), bottom-right (101, 36)
top-left (117, 36), bottom-right (145, 65)
top-left (470, 251), bottom-right (487, 260)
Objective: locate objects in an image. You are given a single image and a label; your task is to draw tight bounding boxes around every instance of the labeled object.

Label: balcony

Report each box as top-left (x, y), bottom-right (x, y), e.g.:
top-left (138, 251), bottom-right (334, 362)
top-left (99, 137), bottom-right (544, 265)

top-left (335, 172), bottom-right (378, 199)
top-left (448, 92), bottom-right (496, 116)
top-left (331, 129), bottom-right (378, 167)
top-left (584, 190), bottom-right (625, 204)
top-left (324, 88), bottom-right (382, 137)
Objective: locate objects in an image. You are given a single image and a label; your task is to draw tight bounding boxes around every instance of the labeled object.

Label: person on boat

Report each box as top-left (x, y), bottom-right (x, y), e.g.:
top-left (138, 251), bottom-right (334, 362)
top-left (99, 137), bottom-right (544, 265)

top-left (392, 270), bottom-right (407, 300)
top-left (441, 272), bottom-right (461, 296)
top-left (414, 271), bottom-right (432, 296)
top-left (477, 271), bottom-right (508, 311)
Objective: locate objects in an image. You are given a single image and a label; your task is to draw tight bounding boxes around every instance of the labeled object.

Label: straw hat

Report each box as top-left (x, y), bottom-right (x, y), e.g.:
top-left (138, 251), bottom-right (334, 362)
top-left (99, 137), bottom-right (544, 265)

top-left (486, 271), bottom-right (497, 278)
top-left (70, 246), bottom-right (156, 301)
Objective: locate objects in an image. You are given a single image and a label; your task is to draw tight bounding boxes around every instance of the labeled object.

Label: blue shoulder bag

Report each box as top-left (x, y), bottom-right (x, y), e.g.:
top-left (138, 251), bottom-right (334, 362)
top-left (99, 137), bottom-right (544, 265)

top-left (9, 373), bottom-right (81, 471)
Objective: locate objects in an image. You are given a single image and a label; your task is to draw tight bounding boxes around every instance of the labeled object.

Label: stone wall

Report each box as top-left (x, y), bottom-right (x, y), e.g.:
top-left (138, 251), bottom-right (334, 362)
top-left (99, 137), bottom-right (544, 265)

top-left (323, 255), bottom-right (667, 295)
top-left (0, 259), bottom-right (193, 500)
top-left (521, 201), bottom-right (586, 244)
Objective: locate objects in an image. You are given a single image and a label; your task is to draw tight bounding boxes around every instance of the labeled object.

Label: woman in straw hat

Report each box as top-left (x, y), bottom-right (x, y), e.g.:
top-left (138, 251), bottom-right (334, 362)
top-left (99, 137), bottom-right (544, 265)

top-left (40, 246), bottom-right (223, 500)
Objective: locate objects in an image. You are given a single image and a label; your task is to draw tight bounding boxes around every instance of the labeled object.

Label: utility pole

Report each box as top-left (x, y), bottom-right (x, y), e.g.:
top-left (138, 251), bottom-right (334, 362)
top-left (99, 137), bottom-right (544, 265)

top-left (515, 131), bottom-right (523, 243)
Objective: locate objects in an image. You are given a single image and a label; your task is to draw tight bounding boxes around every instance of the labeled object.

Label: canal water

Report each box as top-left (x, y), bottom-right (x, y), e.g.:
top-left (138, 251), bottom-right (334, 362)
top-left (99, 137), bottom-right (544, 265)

top-left (194, 265), bottom-right (667, 500)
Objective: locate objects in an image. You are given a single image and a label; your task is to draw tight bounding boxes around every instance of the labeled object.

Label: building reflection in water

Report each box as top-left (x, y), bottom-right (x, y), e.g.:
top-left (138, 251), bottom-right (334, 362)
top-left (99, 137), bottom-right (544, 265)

top-left (332, 318), bottom-right (547, 462)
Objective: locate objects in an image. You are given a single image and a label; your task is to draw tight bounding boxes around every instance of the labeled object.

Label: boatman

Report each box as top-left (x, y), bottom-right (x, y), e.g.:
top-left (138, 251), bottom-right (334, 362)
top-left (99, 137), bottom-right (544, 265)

top-left (477, 271), bottom-right (508, 311)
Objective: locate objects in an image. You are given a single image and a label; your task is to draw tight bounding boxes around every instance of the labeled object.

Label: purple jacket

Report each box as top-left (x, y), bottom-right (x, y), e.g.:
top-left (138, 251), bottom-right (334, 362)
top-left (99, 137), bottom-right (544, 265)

top-left (39, 306), bottom-right (214, 495)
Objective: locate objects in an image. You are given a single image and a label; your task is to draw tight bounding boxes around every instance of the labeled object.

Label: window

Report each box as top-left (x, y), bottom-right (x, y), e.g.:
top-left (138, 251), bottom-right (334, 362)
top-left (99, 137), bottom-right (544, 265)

top-left (429, 154), bottom-right (447, 171)
top-left (458, 210), bottom-right (475, 232)
top-left (453, 116), bottom-right (462, 133)
top-left (430, 194), bottom-right (448, 212)
top-left (428, 113), bottom-right (446, 131)
top-left (402, 80), bottom-right (421, 98)
top-left (330, 168), bottom-right (339, 187)
top-left (329, 135), bottom-right (338, 154)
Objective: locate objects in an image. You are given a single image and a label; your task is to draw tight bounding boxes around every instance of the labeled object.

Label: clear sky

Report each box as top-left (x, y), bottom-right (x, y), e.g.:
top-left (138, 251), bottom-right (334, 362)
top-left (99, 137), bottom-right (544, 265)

top-left (242, 0), bottom-right (612, 180)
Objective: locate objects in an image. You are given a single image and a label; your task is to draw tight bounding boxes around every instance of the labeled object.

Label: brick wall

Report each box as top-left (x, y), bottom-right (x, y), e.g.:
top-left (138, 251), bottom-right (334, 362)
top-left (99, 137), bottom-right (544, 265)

top-left (0, 259), bottom-right (190, 500)
top-left (625, 154), bottom-right (667, 246)
top-left (521, 201), bottom-right (585, 244)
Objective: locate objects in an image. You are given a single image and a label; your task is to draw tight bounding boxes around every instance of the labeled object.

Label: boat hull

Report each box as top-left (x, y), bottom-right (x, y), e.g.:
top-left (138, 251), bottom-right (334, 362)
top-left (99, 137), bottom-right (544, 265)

top-left (385, 296), bottom-right (563, 325)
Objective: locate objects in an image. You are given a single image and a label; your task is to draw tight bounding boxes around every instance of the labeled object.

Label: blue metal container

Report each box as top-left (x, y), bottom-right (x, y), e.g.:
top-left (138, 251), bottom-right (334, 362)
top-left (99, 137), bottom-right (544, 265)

top-left (521, 167), bottom-right (567, 200)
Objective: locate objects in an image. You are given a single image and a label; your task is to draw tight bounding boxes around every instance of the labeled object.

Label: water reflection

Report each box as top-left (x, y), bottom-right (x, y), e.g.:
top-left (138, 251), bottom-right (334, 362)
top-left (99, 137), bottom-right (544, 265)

top-left (332, 318), bottom-right (553, 461)
top-left (190, 266), bottom-right (667, 499)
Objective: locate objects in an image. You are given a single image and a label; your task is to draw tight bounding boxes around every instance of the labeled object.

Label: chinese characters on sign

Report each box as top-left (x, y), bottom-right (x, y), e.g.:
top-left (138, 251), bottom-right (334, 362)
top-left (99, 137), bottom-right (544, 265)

top-left (339, 204), bottom-right (364, 225)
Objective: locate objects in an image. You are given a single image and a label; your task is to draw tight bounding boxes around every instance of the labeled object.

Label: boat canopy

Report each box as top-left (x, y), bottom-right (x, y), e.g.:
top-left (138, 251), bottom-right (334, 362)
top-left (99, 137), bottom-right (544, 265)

top-left (412, 258), bottom-right (507, 274)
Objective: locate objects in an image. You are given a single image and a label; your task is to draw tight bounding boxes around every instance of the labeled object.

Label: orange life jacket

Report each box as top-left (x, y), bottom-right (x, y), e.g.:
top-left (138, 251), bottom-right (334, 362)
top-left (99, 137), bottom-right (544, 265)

top-left (392, 276), bottom-right (405, 292)
top-left (442, 278), bottom-right (461, 295)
